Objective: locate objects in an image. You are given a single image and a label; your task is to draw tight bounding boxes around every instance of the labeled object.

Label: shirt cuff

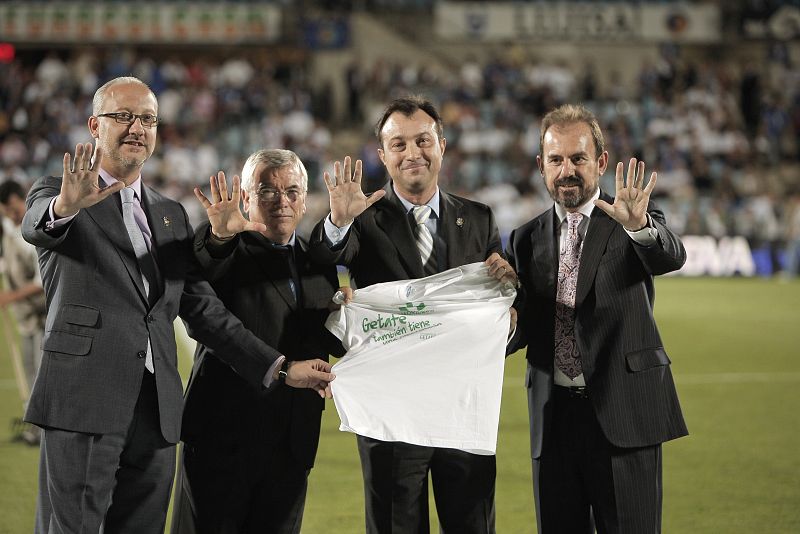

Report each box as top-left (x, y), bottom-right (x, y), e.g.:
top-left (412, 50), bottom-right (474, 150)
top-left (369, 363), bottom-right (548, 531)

top-left (624, 213), bottom-right (658, 246)
top-left (262, 355), bottom-right (286, 389)
top-left (323, 214), bottom-right (352, 246)
top-left (45, 196), bottom-right (77, 231)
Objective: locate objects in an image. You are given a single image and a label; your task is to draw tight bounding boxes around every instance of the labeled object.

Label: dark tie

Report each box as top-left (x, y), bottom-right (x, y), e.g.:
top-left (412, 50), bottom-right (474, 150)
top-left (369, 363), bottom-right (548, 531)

top-left (412, 205), bottom-right (437, 276)
top-left (554, 212), bottom-right (584, 379)
top-left (121, 187), bottom-right (158, 373)
top-left (272, 243), bottom-right (300, 304)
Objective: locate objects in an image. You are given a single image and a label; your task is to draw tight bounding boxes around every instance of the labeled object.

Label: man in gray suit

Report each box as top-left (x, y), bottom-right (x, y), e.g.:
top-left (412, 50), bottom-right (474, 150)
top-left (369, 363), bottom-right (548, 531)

top-left (23, 77), bottom-right (335, 534)
top-left (505, 104), bottom-right (687, 533)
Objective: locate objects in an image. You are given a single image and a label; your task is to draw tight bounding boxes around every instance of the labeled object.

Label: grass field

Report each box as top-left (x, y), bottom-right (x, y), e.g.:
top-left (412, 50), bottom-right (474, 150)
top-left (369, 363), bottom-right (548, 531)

top-left (0, 277), bottom-right (798, 533)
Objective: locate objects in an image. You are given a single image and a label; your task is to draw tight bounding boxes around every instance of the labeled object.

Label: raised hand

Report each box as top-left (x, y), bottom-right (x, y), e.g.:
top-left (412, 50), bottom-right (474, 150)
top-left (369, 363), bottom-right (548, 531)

top-left (54, 143), bottom-right (124, 218)
top-left (193, 172), bottom-right (267, 239)
top-left (323, 156), bottom-right (385, 227)
top-left (594, 158), bottom-right (657, 231)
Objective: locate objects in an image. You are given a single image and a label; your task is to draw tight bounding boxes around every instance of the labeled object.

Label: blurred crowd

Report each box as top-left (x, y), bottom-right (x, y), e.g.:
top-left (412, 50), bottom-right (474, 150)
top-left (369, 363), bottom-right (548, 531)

top-left (1, 42), bottom-right (799, 274)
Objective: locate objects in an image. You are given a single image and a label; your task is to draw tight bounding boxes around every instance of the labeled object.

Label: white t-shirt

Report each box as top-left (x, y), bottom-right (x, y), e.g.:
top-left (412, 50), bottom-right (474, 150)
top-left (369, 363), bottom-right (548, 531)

top-left (326, 262), bottom-right (516, 455)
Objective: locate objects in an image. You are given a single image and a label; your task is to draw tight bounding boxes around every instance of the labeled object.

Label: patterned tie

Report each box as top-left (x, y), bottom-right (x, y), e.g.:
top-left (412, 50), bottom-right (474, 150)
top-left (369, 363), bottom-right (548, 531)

top-left (554, 212), bottom-right (584, 379)
top-left (412, 205), bottom-right (438, 276)
top-left (121, 187), bottom-right (158, 373)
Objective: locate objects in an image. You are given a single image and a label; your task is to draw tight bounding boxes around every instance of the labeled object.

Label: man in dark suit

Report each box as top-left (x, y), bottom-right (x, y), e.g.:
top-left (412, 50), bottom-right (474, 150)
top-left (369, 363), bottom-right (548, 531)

top-left (23, 77), bottom-right (335, 534)
top-left (505, 104), bottom-right (688, 534)
top-left (171, 149), bottom-right (344, 533)
top-left (308, 96), bottom-right (517, 534)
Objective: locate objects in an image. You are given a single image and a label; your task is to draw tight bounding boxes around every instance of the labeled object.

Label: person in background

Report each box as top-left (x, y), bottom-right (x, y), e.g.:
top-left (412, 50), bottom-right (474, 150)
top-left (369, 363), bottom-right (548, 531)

top-left (0, 180), bottom-right (47, 446)
top-left (506, 103), bottom-right (687, 534)
top-left (173, 149), bottom-right (344, 534)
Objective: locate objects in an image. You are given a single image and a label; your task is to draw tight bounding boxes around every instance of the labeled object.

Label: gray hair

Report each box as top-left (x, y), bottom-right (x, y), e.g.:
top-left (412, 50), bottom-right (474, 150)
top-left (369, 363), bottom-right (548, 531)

top-left (92, 76), bottom-right (156, 115)
top-left (540, 103), bottom-right (605, 158)
top-left (241, 149), bottom-right (308, 192)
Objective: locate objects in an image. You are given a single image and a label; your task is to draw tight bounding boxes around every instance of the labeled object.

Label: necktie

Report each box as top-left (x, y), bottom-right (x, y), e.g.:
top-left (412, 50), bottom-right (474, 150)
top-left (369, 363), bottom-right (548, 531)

top-left (412, 205), bottom-right (438, 276)
top-left (121, 187), bottom-right (158, 373)
top-left (554, 212), bottom-right (584, 379)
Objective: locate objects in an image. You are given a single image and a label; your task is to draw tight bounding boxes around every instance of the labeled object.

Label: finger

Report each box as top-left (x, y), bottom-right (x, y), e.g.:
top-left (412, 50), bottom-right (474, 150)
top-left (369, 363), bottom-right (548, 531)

top-left (614, 162), bottom-right (624, 192)
top-left (73, 143), bottom-right (85, 172)
top-left (364, 189), bottom-right (386, 208)
top-left (324, 384), bottom-right (333, 399)
top-left (626, 158), bottom-right (637, 190)
top-left (218, 171), bottom-right (229, 202)
top-left (193, 187), bottom-right (212, 209)
top-left (635, 160), bottom-right (645, 189)
top-left (344, 156), bottom-right (352, 182)
top-left (594, 198), bottom-right (614, 217)
top-left (643, 171), bottom-right (658, 195)
top-left (333, 160), bottom-right (342, 186)
top-left (209, 175), bottom-right (221, 203)
top-left (352, 159), bottom-right (363, 184)
top-left (63, 152), bottom-right (71, 176)
top-left (484, 252), bottom-right (502, 267)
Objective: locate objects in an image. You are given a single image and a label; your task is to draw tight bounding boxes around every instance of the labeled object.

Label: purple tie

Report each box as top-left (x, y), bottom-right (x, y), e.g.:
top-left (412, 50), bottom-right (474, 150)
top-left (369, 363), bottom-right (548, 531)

top-left (555, 212), bottom-right (584, 379)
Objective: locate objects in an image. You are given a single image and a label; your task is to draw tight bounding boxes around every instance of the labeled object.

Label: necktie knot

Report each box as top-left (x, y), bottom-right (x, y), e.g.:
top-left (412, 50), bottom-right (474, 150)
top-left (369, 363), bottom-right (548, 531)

top-left (566, 212), bottom-right (583, 235)
top-left (120, 186), bottom-right (136, 204)
top-left (413, 205), bottom-right (432, 225)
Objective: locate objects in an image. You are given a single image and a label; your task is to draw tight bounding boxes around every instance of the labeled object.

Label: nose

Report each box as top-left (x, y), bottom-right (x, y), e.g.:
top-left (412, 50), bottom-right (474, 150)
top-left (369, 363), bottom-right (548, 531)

top-left (128, 117), bottom-right (146, 134)
top-left (276, 191), bottom-right (291, 207)
top-left (561, 158), bottom-right (575, 177)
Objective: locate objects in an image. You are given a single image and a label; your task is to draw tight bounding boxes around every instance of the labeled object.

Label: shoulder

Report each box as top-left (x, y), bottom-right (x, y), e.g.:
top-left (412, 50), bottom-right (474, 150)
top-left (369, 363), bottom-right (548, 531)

top-left (441, 191), bottom-right (493, 217)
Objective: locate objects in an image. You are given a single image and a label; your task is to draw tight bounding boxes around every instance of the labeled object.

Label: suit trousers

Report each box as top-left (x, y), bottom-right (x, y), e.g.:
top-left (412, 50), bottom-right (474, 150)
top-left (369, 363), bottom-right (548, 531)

top-left (174, 434), bottom-right (310, 534)
top-left (35, 371), bottom-right (175, 534)
top-left (533, 386), bottom-right (662, 534)
top-left (357, 435), bottom-right (496, 534)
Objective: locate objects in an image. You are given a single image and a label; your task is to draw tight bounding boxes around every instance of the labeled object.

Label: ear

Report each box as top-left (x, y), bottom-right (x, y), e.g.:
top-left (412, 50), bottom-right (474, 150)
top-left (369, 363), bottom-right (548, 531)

top-left (241, 188), bottom-right (252, 213)
top-left (536, 155), bottom-right (544, 176)
top-left (88, 116), bottom-right (100, 139)
top-left (378, 148), bottom-right (386, 166)
top-left (439, 137), bottom-right (446, 156)
top-left (597, 151), bottom-right (609, 175)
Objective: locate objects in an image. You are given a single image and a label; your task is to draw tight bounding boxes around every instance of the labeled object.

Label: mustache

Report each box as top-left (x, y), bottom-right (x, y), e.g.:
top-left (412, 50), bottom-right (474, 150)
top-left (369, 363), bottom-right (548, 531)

top-left (554, 176), bottom-right (583, 187)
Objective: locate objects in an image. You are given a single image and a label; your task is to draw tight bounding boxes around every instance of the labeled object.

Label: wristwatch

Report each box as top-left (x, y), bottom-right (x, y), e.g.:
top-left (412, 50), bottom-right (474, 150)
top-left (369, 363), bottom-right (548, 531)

top-left (278, 359), bottom-right (290, 384)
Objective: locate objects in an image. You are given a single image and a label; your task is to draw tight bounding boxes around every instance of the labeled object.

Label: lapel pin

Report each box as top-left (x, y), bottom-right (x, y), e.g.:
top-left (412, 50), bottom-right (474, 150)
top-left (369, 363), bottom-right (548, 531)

top-left (163, 216), bottom-right (171, 227)
top-left (456, 217), bottom-right (464, 227)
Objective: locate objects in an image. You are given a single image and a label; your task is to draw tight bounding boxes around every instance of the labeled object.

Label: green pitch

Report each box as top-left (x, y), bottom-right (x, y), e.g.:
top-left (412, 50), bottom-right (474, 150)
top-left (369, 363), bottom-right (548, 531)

top-left (0, 277), bottom-right (798, 533)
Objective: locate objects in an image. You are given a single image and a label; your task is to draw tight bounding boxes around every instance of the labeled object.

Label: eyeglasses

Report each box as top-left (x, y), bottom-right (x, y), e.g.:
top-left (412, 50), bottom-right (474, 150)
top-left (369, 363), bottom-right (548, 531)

top-left (97, 112), bottom-right (159, 128)
top-left (253, 187), bottom-right (305, 203)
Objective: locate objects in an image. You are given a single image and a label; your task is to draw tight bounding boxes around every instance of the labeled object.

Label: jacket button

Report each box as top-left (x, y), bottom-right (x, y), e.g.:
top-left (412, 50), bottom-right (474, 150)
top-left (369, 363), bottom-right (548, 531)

top-left (137, 351), bottom-right (146, 359)
top-left (147, 315), bottom-right (154, 323)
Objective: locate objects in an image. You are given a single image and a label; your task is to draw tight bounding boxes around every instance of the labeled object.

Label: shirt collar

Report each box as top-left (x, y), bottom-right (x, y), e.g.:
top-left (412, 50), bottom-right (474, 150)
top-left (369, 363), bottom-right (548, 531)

top-left (99, 169), bottom-right (144, 201)
top-left (554, 187), bottom-right (600, 224)
top-left (393, 184), bottom-right (441, 219)
top-left (268, 233), bottom-right (297, 248)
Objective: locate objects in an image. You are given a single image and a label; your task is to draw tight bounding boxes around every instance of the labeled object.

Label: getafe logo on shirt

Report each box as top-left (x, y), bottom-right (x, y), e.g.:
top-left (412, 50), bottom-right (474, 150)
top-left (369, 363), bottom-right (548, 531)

top-left (397, 301), bottom-right (432, 314)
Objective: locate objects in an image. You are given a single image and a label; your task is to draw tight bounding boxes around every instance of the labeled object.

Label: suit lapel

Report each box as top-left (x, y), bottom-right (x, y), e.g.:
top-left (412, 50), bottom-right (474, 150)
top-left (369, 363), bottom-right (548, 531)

top-left (374, 184), bottom-right (423, 278)
top-left (142, 186), bottom-right (173, 303)
top-left (575, 195), bottom-right (616, 308)
top-left (531, 208), bottom-right (557, 301)
top-left (440, 191), bottom-right (467, 271)
top-left (84, 191), bottom-right (148, 304)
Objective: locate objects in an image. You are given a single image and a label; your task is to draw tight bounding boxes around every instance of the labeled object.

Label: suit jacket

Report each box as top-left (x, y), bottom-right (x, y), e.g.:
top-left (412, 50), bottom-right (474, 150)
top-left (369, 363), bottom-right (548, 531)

top-left (308, 182), bottom-right (502, 286)
top-left (181, 223), bottom-right (343, 469)
top-left (506, 192), bottom-right (688, 457)
top-left (22, 176), bottom-right (281, 444)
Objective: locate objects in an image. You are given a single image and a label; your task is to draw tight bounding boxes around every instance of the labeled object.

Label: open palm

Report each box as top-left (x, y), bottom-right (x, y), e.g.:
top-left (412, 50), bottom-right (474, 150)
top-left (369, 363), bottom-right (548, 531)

top-left (594, 158), bottom-right (656, 231)
top-left (193, 172), bottom-right (266, 238)
top-left (323, 156), bottom-right (385, 227)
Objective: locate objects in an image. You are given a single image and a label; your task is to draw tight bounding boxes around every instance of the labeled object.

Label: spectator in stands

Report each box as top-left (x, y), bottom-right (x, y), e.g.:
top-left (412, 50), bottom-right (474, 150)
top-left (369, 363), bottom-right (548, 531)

top-left (0, 180), bottom-right (47, 446)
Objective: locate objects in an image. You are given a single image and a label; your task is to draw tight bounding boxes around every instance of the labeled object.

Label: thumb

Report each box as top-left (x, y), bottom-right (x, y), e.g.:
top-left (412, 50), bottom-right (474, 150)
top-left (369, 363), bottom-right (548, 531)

top-left (593, 198), bottom-right (614, 217)
top-left (244, 221), bottom-right (268, 234)
top-left (365, 189), bottom-right (386, 208)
